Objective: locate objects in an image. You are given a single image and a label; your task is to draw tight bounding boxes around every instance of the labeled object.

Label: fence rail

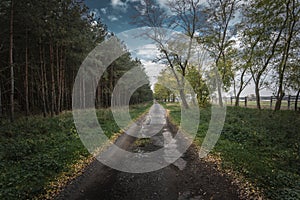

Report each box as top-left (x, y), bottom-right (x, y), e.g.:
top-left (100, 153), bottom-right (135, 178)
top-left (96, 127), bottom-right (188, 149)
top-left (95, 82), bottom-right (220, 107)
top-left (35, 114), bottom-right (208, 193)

top-left (228, 95), bottom-right (299, 111)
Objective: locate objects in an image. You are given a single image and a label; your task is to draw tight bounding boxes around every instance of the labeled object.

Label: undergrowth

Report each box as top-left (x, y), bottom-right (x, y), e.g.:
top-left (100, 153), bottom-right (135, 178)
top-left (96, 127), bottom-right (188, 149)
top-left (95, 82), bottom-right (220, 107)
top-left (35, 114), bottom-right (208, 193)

top-left (0, 102), bottom-right (151, 199)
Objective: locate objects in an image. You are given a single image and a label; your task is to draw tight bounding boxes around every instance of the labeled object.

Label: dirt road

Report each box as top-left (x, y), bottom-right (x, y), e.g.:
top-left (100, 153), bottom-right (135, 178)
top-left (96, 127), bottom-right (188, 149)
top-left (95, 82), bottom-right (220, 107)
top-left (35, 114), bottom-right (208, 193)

top-left (56, 103), bottom-right (240, 200)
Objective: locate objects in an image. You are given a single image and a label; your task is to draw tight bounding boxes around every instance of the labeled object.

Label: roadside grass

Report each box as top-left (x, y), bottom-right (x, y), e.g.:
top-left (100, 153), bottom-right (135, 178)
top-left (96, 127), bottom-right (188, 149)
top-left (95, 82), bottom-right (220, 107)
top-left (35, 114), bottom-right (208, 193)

top-left (0, 102), bottom-right (152, 200)
top-left (164, 102), bottom-right (300, 200)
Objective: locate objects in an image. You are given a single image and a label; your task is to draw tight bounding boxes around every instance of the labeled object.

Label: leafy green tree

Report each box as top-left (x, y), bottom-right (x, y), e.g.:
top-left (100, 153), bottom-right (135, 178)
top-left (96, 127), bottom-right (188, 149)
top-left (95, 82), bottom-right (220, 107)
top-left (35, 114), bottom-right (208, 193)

top-left (273, 0), bottom-right (300, 110)
top-left (133, 0), bottom-right (204, 109)
top-left (231, 31), bottom-right (257, 106)
top-left (285, 57), bottom-right (300, 111)
top-left (154, 68), bottom-right (178, 102)
top-left (186, 66), bottom-right (210, 107)
top-left (200, 0), bottom-right (240, 107)
top-left (241, 0), bottom-right (295, 110)
top-left (154, 83), bottom-right (172, 102)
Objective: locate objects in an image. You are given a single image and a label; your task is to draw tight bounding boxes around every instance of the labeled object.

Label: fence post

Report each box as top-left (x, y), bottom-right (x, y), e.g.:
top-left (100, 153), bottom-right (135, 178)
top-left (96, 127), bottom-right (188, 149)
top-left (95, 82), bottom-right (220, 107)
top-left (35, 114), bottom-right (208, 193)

top-left (288, 95), bottom-right (291, 110)
top-left (245, 97), bottom-right (248, 107)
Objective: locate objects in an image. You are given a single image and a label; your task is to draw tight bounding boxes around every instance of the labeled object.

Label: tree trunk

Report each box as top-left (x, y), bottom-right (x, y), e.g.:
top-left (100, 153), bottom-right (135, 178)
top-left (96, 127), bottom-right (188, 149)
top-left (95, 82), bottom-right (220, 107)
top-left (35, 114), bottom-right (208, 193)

top-left (274, 87), bottom-right (285, 111)
top-left (59, 49), bottom-right (64, 112)
top-left (30, 58), bottom-right (34, 112)
top-left (56, 45), bottom-right (64, 114)
top-left (235, 68), bottom-right (249, 107)
top-left (275, 1), bottom-right (296, 111)
top-left (60, 68), bottom-right (64, 112)
top-left (0, 44), bottom-right (2, 117)
top-left (43, 46), bottom-right (49, 113)
top-left (9, 0), bottom-right (14, 122)
top-left (96, 84), bottom-right (101, 108)
top-left (179, 89), bottom-right (189, 109)
top-left (39, 43), bottom-right (47, 117)
top-left (49, 42), bottom-right (56, 116)
top-left (233, 78), bottom-right (237, 100)
top-left (217, 81), bottom-right (223, 107)
top-left (101, 84), bottom-right (105, 107)
top-left (56, 44), bottom-right (60, 114)
top-left (295, 89), bottom-right (300, 111)
top-left (214, 57), bottom-right (224, 107)
top-left (235, 94), bottom-right (240, 107)
top-left (173, 67), bottom-right (189, 109)
top-left (25, 29), bottom-right (29, 116)
top-left (0, 84), bottom-right (2, 118)
top-left (255, 83), bottom-right (261, 110)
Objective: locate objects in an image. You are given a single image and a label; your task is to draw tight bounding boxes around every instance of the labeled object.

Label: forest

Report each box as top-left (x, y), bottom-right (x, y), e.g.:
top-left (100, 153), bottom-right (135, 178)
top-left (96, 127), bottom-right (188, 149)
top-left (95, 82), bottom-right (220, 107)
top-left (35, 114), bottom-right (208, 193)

top-left (0, 0), bottom-right (152, 122)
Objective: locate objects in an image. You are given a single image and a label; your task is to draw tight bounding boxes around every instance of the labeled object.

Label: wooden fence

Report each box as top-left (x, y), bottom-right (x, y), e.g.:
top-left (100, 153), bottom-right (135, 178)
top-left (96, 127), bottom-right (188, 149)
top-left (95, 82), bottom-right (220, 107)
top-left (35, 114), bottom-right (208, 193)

top-left (228, 95), bottom-right (299, 111)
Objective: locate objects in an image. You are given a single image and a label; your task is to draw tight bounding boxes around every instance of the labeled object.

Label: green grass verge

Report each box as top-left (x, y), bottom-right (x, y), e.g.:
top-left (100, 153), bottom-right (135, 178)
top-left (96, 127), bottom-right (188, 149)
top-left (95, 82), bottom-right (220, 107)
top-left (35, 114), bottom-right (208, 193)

top-left (0, 102), bottom-right (152, 200)
top-left (164, 102), bottom-right (300, 200)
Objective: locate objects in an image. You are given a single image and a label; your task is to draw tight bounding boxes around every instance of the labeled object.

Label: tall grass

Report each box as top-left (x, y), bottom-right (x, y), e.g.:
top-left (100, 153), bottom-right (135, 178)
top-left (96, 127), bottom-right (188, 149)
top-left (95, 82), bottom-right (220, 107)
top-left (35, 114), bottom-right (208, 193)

top-left (0, 102), bottom-right (152, 199)
top-left (165, 103), bottom-right (300, 200)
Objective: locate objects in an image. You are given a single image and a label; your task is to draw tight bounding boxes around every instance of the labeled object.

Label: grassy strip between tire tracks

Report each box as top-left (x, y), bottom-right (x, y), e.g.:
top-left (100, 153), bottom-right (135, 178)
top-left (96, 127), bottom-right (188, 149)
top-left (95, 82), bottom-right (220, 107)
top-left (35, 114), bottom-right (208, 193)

top-left (0, 102), bottom-right (152, 200)
top-left (163, 102), bottom-right (300, 200)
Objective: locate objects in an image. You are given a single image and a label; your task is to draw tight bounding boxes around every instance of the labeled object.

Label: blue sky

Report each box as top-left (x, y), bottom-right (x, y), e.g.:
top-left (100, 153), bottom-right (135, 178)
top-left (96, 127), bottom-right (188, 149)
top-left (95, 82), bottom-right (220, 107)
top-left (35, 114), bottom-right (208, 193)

top-left (85, 0), bottom-right (143, 33)
top-left (85, 0), bottom-right (168, 88)
top-left (84, 0), bottom-right (274, 96)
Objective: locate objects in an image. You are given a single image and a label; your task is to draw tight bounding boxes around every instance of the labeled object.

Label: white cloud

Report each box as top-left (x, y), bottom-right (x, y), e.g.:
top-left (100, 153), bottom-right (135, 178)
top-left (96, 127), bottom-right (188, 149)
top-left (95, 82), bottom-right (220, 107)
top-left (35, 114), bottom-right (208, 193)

top-left (111, 0), bottom-right (125, 6)
top-left (140, 59), bottom-right (165, 89)
top-left (111, 0), bottom-right (143, 11)
top-left (116, 28), bottom-right (167, 89)
top-left (108, 15), bottom-right (119, 21)
top-left (100, 7), bottom-right (108, 14)
top-left (156, 0), bottom-right (208, 11)
top-left (133, 44), bottom-right (165, 89)
top-left (135, 44), bottom-right (160, 60)
top-left (111, 0), bottom-right (128, 11)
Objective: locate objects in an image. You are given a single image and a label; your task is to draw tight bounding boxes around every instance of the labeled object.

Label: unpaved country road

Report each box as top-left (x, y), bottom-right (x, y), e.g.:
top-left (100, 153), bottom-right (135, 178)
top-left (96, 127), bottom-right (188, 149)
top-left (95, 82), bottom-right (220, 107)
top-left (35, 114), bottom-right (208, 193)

top-left (56, 103), bottom-right (240, 200)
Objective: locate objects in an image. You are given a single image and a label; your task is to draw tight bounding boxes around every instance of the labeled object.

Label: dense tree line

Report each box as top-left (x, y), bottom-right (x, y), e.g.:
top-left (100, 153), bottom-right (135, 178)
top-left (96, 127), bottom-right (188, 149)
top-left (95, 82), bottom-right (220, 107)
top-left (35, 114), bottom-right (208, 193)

top-left (134, 0), bottom-right (300, 110)
top-left (0, 0), bottom-right (152, 121)
top-left (154, 66), bottom-right (209, 107)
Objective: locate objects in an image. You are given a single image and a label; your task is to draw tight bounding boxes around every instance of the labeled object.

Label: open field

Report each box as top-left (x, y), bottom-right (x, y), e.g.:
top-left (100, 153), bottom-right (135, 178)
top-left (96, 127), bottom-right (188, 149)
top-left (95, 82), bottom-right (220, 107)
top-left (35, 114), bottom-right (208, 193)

top-left (226, 96), bottom-right (299, 111)
top-left (226, 101), bottom-right (297, 110)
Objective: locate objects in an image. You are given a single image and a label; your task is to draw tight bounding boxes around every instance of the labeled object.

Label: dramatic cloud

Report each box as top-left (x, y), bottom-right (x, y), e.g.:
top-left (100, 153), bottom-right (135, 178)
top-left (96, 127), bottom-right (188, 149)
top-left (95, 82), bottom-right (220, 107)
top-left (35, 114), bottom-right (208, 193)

top-left (108, 15), bottom-right (119, 21)
top-left (110, 0), bottom-right (144, 12)
top-left (140, 59), bottom-right (165, 89)
top-left (133, 43), bottom-right (165, 88)
top-left (135, 44), bottom-right (160, 61)
top-left (156, 0), bottom-right (208, 10)
top-left (111, 0), bottom-right (128, 11)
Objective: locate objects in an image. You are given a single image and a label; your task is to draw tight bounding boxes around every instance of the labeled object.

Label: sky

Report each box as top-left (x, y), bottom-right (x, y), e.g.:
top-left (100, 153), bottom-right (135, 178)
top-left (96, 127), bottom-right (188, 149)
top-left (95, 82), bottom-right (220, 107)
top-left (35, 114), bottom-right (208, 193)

top-left (84, 0), bottom-right (274, 96)
top-left (85, 0), bottom-right (168, 89)
top-left (85, 0), bottom-right (140, 33)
